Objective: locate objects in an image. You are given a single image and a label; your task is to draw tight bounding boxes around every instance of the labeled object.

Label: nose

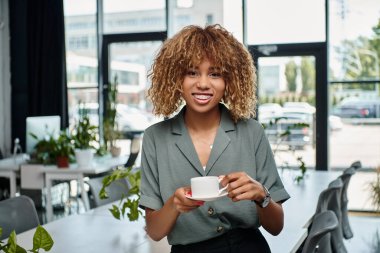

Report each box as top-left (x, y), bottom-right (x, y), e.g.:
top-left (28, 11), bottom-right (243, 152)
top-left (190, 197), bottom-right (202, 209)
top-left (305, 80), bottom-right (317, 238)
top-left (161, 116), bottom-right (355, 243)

top-left (197, 75), bottom-right (210, 89)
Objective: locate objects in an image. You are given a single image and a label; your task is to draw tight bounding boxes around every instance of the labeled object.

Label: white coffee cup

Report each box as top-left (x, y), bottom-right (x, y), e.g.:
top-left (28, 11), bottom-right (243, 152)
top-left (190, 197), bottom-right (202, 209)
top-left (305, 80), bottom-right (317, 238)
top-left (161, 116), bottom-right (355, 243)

top-left (191, 176), bottom-right (227, 198)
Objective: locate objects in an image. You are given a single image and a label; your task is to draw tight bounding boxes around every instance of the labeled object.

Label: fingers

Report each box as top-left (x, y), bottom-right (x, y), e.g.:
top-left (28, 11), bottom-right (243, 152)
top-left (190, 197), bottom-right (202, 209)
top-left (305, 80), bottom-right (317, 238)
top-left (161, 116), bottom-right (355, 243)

top-left (173, 187), bottom-right (204, 213)
top-left (220, 172), bottom-right (262, 202)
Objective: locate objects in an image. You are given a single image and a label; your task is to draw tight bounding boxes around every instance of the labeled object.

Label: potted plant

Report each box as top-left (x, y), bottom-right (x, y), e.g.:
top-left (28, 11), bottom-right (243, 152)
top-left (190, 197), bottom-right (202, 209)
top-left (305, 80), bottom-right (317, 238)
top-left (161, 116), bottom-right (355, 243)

top-left (71, 108), bottom-right (98, 168)
top-left (53, 130), bottom-right (75, 168)
top-left (29, 133), bottom-right (58, 165)
top-left (104, 76), bottom-right (122, 157)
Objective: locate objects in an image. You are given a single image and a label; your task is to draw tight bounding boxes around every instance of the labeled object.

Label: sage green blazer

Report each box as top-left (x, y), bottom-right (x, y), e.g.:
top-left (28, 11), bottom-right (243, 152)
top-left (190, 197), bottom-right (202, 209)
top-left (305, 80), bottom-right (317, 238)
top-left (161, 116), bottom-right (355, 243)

top-left (139, 105), bottom-right (290, 245)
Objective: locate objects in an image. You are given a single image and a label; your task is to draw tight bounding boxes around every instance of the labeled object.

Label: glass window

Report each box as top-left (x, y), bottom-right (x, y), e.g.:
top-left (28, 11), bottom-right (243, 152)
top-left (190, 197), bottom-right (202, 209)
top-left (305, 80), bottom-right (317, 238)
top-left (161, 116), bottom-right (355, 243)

top-left (329, 0), bottom-right (380, 170)
top-left (257, 56), bottom-right (316, 169)
top-left (64, 0), bottom-right (99, 127)
top-left (329, 0), bottom-right (380, 81)
top-left (103, 0), bottom-right (166, 34)
top-left (246, 0), bottom-right (325, 45)
top-left (108, 41), bottom-right (164, 133)
top-left (169, 0), bottom-right (243, 42)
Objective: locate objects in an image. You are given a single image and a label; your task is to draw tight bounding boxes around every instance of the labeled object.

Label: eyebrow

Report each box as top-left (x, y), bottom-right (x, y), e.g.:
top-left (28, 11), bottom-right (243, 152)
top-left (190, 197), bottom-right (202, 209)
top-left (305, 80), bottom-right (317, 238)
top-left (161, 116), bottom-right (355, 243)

top-left (187, 66), bottom-right (221, 71)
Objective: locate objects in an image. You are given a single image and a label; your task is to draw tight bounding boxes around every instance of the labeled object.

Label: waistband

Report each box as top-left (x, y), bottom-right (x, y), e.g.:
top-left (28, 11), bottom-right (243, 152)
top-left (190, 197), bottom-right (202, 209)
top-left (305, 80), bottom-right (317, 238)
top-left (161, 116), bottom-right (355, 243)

top-left (171, 227), bottom-right (270, 253)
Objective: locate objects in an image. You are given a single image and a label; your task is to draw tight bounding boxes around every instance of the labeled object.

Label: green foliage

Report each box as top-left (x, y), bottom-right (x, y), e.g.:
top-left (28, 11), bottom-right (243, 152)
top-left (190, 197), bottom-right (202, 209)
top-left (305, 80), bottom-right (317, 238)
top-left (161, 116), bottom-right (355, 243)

top-left (294, 157), bottom-right (307, 183)
top-left (285, 60), bottom-right (297, 92)
top-left (0, 225), bottom-right (54, 253)
top-left (71, 114), bottom-right (98, 150)
top-left (300, 57), bottom-right (315, 94)
top-left (333, 18), bottom-right (380, 84)
top-left (29, 130), bottom-right (75, 165)
top-left (99, 167), bottom-right (143, 221)
top-left (103, 76), bottom-right (122, 150)
top-left (370, 167), bottom-right (380, 212)
top-left (53, 131), bottom-right (75, 158)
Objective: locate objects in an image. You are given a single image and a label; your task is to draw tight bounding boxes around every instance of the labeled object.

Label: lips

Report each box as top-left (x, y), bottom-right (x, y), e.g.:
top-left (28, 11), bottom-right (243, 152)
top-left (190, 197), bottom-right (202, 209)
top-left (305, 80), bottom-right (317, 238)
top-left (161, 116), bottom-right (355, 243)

top-left (193, 94), bottom-right (212, 100)
top-left (192, 93), bottom-right (213, 104)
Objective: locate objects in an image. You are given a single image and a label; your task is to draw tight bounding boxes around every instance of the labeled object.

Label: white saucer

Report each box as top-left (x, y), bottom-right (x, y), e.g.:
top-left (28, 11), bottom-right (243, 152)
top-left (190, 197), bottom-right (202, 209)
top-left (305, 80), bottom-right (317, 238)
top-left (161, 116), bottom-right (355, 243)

top-left (185, 192), bottom-right (228, 202)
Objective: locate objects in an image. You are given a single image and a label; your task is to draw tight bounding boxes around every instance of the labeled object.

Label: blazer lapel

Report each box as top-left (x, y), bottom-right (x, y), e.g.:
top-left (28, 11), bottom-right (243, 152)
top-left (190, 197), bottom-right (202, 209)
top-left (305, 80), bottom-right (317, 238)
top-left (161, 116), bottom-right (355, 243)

top-left (205, 105), bottom-right (235, 175)
top-left (172, 107), bottom-right (204, 176)
top-left (205, 127), bottom-right (231, 175)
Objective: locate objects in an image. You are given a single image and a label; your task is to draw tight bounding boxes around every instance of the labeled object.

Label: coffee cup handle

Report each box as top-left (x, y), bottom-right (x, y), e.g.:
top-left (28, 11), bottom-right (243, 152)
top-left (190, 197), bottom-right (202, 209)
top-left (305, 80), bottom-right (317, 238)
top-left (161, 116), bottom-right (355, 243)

top-left (218, 177), bottom-right (228, 194)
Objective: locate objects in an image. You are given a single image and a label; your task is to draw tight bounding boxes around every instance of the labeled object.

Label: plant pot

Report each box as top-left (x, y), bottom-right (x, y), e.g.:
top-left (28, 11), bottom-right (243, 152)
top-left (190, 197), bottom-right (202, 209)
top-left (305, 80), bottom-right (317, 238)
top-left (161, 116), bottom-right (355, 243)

top-left (110, 146), bottom-right (121, 157)
top-left (75, 149), bottom-right (94, 168)
top-left (56, 156), bottom-right (70, 168)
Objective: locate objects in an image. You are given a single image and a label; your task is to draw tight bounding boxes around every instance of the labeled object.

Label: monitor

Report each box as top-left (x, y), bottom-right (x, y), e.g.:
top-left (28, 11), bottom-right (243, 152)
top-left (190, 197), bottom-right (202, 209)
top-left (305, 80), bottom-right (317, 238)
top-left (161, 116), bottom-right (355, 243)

top-left (26, 116), bottom-right (61, 154)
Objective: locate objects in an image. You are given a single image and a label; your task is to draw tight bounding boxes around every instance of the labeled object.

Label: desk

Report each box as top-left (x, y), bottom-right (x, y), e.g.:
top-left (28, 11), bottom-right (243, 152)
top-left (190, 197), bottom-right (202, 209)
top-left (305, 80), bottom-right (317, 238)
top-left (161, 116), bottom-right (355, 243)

top-left (0, 154), bottom-right (28, 197)
top-left (261, 169), bottom-right (341, 253)
top-left (22, 155), bottom-right (128, 222)
top-left (13, 201), bottom-right (165, 253)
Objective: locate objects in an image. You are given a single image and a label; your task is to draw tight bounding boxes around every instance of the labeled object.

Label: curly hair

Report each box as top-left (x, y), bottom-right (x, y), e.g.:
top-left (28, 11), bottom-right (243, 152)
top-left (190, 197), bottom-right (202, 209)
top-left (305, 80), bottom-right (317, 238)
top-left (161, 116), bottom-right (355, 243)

top-left (148, 24), bottom-right (257, 122)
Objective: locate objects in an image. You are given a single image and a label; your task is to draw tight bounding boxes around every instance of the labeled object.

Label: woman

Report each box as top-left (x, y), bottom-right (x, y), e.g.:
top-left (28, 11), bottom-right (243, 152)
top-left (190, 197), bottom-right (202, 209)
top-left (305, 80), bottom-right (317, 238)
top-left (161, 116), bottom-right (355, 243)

top-left (139, 24), bottom-right (290, 253)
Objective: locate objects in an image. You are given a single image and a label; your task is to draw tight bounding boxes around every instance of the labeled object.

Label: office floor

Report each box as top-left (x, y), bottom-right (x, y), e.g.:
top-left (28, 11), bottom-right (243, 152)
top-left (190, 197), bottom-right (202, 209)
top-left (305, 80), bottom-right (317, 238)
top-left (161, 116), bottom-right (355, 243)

top-left (345, 213), bottom-right (380, 253)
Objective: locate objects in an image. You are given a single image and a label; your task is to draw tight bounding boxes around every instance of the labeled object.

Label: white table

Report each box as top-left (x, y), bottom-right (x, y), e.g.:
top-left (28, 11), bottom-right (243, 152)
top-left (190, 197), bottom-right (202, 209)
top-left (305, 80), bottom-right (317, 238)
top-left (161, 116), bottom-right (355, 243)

top-left (23, 155), bottom-right (128, 222)
top-left (261, 169), bottom-right (342, 253)
top-left (12, 201), bottom-right (167, 253)
top-left (0, 154), bottom-right (29, 197)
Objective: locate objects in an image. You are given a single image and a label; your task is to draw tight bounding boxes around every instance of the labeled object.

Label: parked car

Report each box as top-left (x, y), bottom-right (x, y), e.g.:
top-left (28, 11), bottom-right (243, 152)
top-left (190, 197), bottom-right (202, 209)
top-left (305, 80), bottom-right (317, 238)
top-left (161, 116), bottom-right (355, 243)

top-left (332, 97), bottom-right (380, 118)
top-left (258, 103), bottom-right (283, 121)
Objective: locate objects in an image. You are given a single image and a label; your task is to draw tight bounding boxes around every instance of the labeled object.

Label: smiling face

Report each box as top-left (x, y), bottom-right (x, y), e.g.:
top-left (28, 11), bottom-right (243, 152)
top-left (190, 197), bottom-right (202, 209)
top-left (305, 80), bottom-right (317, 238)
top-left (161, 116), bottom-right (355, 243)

top-left (181, 58), bottom-right (226, 116)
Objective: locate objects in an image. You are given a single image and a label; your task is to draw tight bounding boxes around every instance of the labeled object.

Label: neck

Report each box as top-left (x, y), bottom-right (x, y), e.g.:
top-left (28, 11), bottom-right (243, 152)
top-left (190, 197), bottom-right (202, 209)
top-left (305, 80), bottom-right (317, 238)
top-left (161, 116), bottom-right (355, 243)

top-left (184, 106), bottom-right (221, 132)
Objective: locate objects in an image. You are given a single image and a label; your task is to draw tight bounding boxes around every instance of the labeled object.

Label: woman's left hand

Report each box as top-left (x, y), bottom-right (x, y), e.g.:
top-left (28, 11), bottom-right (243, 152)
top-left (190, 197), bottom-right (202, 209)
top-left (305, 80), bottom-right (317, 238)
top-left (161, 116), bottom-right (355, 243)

top-left (220, 172), bottom-right (265, 202)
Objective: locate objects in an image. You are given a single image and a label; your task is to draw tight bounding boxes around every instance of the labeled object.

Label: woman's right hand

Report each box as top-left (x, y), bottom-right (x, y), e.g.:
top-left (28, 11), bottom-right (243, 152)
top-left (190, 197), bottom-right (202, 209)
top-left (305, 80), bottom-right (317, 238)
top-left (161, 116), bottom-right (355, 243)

top-left (172, 187), bottom-right (204, 213)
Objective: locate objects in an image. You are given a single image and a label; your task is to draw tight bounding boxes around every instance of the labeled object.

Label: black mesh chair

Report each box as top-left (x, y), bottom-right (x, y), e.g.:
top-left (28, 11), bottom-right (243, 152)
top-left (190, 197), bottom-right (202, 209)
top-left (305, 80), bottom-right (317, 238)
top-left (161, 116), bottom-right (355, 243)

top-left (313, 178), bottom-right (347, 253)
top-left (302, 210), bottom-right (339, 253)
top-left (0, 195), bottom-right (40, 240)
top-left (87, 177), bottom-right (130, 208)
top-left (124, 136), bottom-right (142, 168)
top-left (339, 166), bottom-right (356, 239)
top-left (350, 160), bottom-right (362, 170)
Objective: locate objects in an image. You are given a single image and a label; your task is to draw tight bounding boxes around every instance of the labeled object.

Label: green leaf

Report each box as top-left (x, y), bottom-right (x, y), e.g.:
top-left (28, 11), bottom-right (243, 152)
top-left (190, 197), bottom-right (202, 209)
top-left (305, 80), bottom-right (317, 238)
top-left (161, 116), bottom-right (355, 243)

top-left (31, 225), bottom-right (54, 252)
top-left (7, 231), bottom-right (17, 253)
top-left (16, 245), bottom-right (27, 253)
top-left (109, 205), bottom-right (121, 220)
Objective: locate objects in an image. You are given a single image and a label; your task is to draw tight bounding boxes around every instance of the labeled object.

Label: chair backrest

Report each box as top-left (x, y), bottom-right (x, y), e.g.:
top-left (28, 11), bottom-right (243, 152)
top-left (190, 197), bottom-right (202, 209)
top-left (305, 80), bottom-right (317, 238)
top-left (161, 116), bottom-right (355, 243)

top-left (339, 166), bottom-right (356, 239)
top-left (87, 176), bottom-right (130, 208)
top-left (315, 178), bottom-right (343, 214)
top-left (125, 136), bottom-right (141, 168)
top-left (0, 195), bottom-right (40, 240)
top-left (302, 210), bottom-right (339, 253)
top-left (314, 178), bottom-right (348, 253)
top-left (350, 160), bottom-right (362, 170)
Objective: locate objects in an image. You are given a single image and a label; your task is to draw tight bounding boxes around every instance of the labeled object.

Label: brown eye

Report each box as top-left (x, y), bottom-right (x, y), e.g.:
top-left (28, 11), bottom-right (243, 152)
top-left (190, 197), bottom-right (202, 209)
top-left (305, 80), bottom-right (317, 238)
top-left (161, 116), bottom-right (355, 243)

top-left (187, 70), bottom-right (197, 77)
top-left (210, 72), bottom-right (222, 78)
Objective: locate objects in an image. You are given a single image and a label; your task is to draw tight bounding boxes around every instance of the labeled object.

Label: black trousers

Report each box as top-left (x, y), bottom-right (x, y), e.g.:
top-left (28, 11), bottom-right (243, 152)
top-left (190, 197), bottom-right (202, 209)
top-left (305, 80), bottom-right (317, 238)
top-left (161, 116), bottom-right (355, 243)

top-left (171, 228), bottom-right (271, 253)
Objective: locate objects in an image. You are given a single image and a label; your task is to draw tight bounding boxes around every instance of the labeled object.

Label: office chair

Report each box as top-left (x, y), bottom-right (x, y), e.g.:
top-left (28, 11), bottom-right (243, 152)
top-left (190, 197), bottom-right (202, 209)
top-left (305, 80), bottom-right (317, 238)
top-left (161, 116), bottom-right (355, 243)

top-left (0, 195), bottom-right (40, 240)
top-left (338, 166), bottom-right (356, 240)
top-left (87, 176), bottom-right (130, 208)
top-left (125, 136), bottom-right (141, 168)
top-left (350, 160), bottom-right (362, 170)
top-left (302, 210), bottom-right (339, 253)
top-left (313, 178), bottom-right (347, 253)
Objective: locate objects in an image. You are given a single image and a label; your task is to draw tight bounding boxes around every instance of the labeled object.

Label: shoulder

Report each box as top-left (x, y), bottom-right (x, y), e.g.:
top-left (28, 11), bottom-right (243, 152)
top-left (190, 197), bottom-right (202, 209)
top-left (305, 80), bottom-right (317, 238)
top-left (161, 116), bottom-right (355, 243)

top-left (236, 117), bottom-right (265, 134)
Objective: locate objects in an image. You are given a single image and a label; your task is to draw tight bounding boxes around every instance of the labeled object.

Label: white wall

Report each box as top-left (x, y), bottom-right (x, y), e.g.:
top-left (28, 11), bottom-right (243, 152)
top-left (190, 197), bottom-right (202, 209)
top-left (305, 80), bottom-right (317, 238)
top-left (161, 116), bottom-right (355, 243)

top-left (0, 0), bottom-right (11, 156)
